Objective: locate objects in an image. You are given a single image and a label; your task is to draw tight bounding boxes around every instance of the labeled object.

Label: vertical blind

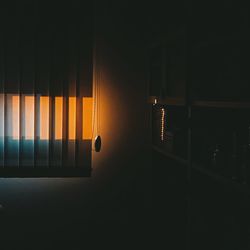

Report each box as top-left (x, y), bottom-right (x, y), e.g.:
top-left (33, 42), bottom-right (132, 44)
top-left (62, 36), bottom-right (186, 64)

top-left (0, 0), bottom-right (93, 177)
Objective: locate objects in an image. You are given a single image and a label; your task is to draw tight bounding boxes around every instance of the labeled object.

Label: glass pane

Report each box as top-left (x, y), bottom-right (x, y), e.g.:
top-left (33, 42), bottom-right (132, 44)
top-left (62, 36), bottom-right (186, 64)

top-left (67, 97), bottom-right (76, 166)
top-left (40, 96), bottom-right (50, 140)
top-left (82, 97), bottom-right (93, 140)
top-left (0, 94), bottom-right (4, 166)
top-left (5, 94), bottom-right (19, 167)
top-left (24, 96), bottom-right (35, 140)
top-left (69, 97), bottom-right (76, 140)
top-left (12, 95), bottom-right (19, 140)
top-left (36, 95), bottom-right (49, 167)
top-left (21, 95), bottom-right (35, 166)
top-left (52, 96), bottom-right (63, 167)
top-left (55, 96), bottom-right (63, 140)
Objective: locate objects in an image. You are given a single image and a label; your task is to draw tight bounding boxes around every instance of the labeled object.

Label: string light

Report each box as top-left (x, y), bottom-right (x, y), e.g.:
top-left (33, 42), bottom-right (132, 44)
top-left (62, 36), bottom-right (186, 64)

top-left (153, 98), bottom-right (157, 105)
top-left (161, 107), bottom-right (165, 141)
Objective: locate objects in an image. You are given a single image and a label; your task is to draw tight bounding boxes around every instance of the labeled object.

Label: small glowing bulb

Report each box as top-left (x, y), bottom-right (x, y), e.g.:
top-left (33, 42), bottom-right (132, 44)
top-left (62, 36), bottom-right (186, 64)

top-left (161, 108), bottom-right (165, 141)
top-left (153, 98), bottom-right (157, 105)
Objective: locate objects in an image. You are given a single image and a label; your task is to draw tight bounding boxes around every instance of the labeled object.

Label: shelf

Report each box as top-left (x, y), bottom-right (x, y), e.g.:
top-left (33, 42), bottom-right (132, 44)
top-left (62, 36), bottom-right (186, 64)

top-left (192, 101), bottom-right (250, 109)
top-left (148, 96), bottom-right (186, 106)
top-left (149, 98), bottom-right (250, 108)
top-left (192, 163), bottom-right (249, 193)
top-left (152, 145), bottom-right (188, 165)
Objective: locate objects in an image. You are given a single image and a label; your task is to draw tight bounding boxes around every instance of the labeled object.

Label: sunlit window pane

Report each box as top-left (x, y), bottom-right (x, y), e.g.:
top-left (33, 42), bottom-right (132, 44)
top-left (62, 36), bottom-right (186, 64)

top-left (25, 96), bottom-right (34, 140)
top-left (68, 97), bottom-right (76, 140)
top-left (40, 96), bottom-right (49, 140)
top-left (82, 97), bottom-right (93, 140)
top-left (55, 96), bottom-right (63, 140)
top-left (12, 95), bottom-right (19, 140)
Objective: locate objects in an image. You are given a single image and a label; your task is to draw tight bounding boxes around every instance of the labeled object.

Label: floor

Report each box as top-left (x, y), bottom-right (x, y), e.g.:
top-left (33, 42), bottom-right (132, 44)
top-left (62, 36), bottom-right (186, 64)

top-left (154, 150), bottom-right (250, 250)
top-left (0, 165), bottom-right (152, 248)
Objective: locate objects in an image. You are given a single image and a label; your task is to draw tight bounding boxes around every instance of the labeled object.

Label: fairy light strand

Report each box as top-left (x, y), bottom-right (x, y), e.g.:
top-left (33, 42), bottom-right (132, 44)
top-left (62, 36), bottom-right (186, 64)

top-left (161, 108), bottom-right (165, 141)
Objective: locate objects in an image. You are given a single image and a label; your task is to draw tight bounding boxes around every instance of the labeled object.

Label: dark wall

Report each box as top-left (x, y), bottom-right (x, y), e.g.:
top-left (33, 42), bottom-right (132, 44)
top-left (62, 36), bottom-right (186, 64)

top-left (149, 1), bottom-right (250, 249)
top-left (0, 0), bottom-right (151, 246)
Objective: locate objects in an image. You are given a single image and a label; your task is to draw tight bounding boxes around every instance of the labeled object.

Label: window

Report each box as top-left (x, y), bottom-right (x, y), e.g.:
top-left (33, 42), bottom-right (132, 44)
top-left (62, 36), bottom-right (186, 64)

top-left (0, 0), bottom-right (93, 177)
top-left (0, 94), bottom-right (93, 177)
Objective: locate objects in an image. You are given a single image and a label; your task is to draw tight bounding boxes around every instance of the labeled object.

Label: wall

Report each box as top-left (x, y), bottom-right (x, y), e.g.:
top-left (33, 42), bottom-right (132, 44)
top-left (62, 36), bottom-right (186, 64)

top-left (0, 0), bottom-right (151, 246)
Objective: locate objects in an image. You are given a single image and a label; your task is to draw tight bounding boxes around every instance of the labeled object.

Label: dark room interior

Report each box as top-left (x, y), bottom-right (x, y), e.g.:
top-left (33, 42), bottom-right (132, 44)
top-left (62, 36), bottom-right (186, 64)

top-left (1, 0), bottom-right (250, 249)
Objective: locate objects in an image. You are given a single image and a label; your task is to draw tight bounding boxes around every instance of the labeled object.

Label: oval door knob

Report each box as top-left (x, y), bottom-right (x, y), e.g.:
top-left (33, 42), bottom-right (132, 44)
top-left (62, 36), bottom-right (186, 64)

top-left (94, 135), bottom-right (102, 152)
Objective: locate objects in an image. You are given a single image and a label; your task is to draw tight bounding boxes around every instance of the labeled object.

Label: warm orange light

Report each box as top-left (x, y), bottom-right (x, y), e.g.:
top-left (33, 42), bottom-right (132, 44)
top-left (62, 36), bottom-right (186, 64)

top-left (40, 96), bottom-right (49, 140)
top-left (68, 97), bottom-right (76, 140)
top-left (25, 96), bottom-right (34, 140)
top-left (55, 97), bottom-right (63, 140)
top-left (12, 95), bottom-right (19, 140)
top-left (82, 97), bottom-right (93, 140)
top-left (7, 95), bottom-right (93, 141)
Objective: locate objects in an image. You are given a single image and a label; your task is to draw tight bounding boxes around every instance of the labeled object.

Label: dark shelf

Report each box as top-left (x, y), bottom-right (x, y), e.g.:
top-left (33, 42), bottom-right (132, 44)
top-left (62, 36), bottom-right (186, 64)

top-left (192, 163), bottom-right (249, 193)
top-left (149, 13), bottom-right (250, 247)
top-left (152, 145), bottom-right (188, 165)
top-left (148, 96), bottom-right (186, 106)
top-left (150, 99), bottom-right (250, 109)
top-left (192, 101), bottom-right (250, 109)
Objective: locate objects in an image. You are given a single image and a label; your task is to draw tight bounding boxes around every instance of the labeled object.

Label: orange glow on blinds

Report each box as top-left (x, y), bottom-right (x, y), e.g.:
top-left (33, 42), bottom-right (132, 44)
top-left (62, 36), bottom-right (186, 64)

top-left (68, 97), bottom-right (76, 140)
top-left (82, 97), bottom-right (93, 140)
top-left (8, 95), bottom-right (93, 141)
top-left (40, 96), bottom-right (49, 140)
top-left (55, 97), bottom-right (63, 140)
top-left (12, 95), bottom-right (19, 140)
top-left (25, 96), bottom-right (35, 140)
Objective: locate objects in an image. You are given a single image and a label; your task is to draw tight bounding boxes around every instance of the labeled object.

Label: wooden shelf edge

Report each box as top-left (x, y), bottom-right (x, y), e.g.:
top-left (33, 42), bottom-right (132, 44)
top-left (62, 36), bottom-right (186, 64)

top-left (192, 163), bottom-right (249, 193)
top-left (148, 96), bottom-right (186, 106)
top-left (152, 145), bottom-right (188, 165)
top-left (192, 100), bottom-right (250, 109)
